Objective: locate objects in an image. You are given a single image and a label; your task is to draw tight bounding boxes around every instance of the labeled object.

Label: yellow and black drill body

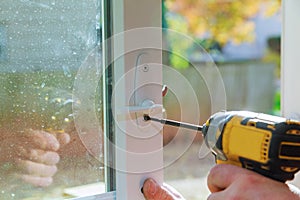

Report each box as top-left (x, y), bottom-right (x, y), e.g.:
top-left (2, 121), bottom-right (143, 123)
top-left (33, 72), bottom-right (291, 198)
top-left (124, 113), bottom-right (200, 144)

top-left (202, 111), bottom-right (300, 182)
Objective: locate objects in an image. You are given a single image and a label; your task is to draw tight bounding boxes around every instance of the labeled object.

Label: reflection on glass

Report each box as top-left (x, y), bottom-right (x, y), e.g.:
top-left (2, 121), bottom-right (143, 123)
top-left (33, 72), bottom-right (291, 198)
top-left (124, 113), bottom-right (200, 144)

top-left (0, 1), bottom-right (103, 199)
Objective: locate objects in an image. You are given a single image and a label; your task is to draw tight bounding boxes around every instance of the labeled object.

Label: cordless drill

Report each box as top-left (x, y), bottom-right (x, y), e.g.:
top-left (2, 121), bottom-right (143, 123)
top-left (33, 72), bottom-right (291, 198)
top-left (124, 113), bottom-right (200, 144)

top-left (144, 111), bottom-right (300, 182)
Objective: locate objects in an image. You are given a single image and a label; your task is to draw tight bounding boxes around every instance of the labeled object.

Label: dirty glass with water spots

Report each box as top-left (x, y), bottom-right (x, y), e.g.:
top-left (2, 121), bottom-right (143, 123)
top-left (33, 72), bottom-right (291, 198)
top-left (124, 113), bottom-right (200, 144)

top-left (0, 1), bottom-right (104, 199)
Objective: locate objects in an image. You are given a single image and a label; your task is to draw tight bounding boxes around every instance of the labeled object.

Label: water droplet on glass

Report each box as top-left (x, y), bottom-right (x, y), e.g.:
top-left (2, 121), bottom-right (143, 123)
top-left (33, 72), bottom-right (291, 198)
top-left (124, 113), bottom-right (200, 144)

top-left (62, 65), bottom-right (72, 77)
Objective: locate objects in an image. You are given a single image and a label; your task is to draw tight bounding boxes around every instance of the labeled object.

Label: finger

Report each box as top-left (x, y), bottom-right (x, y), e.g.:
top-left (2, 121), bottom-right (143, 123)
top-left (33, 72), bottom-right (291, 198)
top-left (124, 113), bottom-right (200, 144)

top-left (56, 132), bottom-right (71, 147)
top-left (16, 159), bottom-right (57, 177)
top-left (143, 178), bottom-right (167, 200)
top-left (142, 178), bottom-right (158, 199)
top-left (21, 149), bottom-right (60, 165)
top-left (207, 164), bottom-right (255, 193)
top-left (207, 192), bottom-right (224, 200)
top-left (24, 129), bottom-right (60, 151)
top-left (143, 178), bottom-right (182, 200)
top-left (19, 174), bottom-right (53, 187)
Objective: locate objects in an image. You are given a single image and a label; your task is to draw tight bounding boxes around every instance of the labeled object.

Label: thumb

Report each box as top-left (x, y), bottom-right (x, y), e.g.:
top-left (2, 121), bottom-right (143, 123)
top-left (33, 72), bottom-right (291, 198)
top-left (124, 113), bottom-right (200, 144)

top-left (142, 178), bottom-right (160, 199)
top-left (142, 178), bottom-right (185, 200)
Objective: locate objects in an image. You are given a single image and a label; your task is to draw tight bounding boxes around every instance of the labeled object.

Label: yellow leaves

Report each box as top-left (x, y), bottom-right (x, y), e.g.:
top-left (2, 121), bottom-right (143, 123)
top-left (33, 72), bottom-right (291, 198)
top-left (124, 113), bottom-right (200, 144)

top-left (231, 21), bottom-right (256, 45)
top-left (240, 1), bottom-right (261, 17)
top-left (165, 0), bottom-right (281, 45)
top-left (262, 1), bottom-right (281, 17)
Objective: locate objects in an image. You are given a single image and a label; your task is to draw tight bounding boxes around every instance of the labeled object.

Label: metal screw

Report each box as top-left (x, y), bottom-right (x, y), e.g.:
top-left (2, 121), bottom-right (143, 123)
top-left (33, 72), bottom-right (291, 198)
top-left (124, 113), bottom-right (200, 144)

top-left (142, 64), bottom-right (149, 72)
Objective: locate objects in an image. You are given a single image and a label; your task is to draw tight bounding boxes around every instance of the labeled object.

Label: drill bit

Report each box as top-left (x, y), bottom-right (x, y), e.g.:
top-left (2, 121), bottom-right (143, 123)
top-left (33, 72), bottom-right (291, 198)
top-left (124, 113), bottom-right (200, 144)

top-left (143, 114), bottom-right (203, 132)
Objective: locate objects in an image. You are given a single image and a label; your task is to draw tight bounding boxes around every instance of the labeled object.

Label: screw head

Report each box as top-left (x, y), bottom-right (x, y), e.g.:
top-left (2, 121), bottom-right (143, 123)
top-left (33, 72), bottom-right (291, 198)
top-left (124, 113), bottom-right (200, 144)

top-left (142, 64), bottom-right (149, 72)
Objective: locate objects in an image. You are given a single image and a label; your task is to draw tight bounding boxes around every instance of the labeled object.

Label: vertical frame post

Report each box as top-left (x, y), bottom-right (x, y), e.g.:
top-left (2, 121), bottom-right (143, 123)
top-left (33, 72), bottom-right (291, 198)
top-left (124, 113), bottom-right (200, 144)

top-left (281, 0), bottom-right (300, 187)
top-left (111, 0), bottom-right (163, 199)
top-left (281, 0), bottom-right (300, 117)
top-left (102, 0), bottom-right (116, 192)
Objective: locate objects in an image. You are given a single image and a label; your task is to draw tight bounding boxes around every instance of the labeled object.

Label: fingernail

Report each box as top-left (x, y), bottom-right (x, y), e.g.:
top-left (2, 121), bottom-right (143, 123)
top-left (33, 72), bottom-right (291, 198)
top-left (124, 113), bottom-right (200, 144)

top-left (145, 179), bottom-right (157, 196)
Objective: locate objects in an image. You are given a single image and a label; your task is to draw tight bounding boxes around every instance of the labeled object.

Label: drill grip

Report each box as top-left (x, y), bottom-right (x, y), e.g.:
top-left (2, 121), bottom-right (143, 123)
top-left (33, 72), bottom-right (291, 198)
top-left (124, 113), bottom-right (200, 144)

top-left (206, 111), bottom-right (300, 182)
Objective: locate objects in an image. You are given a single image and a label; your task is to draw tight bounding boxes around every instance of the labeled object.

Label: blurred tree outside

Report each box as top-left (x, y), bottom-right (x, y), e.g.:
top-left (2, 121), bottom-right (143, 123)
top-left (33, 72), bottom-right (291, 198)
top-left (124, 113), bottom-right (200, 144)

top-left (163, 0), bottom-right (281, 69)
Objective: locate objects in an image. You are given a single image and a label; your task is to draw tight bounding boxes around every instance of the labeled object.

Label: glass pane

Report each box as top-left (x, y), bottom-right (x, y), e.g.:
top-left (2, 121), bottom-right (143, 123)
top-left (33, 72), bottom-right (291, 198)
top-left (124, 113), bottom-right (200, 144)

top-left (162, 0), bottom-right (281, 199)
top-left (0, 0), bottom-right (105, 199)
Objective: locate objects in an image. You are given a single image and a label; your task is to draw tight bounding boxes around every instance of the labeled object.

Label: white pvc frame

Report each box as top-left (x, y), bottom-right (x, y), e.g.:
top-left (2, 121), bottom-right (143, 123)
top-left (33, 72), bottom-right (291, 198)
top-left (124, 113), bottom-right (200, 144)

top-left (112, 1), bottom-right (163, 199)
top-left (281, 0), bottom-right (300, 187)
top-left (281, 0), bottom-right (300, 118)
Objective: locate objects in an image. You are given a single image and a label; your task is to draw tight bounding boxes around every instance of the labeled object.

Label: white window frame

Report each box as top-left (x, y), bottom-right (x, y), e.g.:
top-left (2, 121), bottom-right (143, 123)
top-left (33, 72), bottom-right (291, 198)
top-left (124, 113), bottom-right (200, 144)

top-left (112, 0), bottom-right (163, 199)
top-left (281, 0), bottom-right (300, 117)
top-left (281, 0), bottom-right (300, 187)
